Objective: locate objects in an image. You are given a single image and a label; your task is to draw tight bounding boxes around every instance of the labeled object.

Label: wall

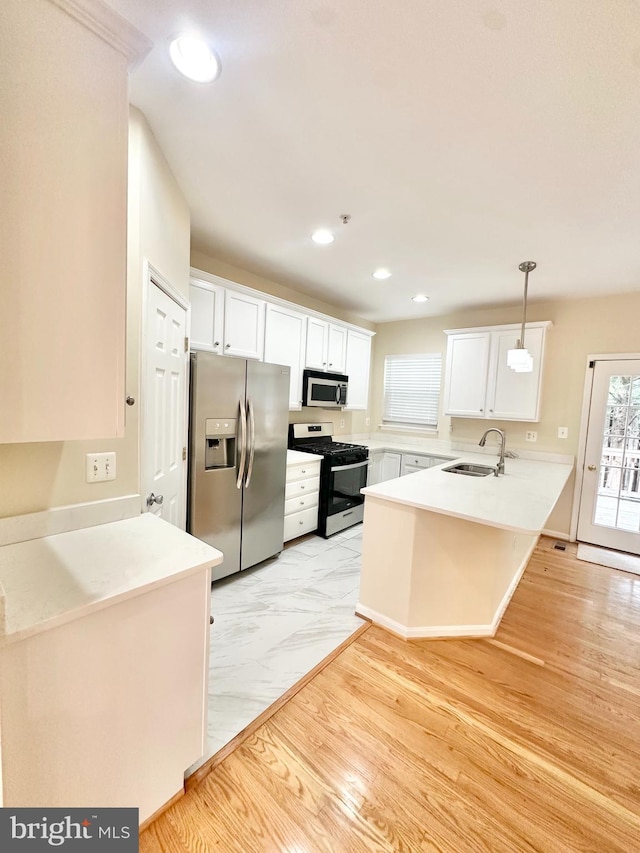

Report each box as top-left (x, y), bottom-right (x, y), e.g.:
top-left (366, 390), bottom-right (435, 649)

top-left (370, 291), bottom-right (640, 535)
top-left (191, 250), bottom-right (374, 436)
top-left (0, 109), bottom-right (190, 518)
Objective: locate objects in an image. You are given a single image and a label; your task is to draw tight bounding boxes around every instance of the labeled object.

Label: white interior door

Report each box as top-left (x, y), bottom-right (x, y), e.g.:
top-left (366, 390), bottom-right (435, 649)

top-left (577, 359), bottom-right (640, 555)
top-left (142, 278), bottom-right (188, 528)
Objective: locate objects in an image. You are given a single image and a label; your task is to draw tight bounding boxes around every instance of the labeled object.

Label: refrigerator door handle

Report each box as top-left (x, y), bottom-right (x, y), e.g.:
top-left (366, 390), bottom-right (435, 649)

top-left (245, 397), bottom-right (256, 487)
top-left (236, 398), bottom-right (247, 489)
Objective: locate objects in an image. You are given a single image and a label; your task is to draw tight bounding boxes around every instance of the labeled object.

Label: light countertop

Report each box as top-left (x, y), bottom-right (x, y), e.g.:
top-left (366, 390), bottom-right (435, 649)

top-left (286, 449), bottom-right (322, 465)
top-left (361, 452), bottom-right (573, 535)
top-left (0, 513), bottom-right (223, 645)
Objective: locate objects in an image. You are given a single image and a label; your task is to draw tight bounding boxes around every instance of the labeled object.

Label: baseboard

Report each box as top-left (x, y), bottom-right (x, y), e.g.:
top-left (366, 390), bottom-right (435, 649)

top-left (139, 787), bottom-right (184, 834)
top-left (542, 528), bottom-right (570, 541)
top-left (0, 495), bottom-right (142, 547)
top-left (355, 603), bottom-right (495, 639)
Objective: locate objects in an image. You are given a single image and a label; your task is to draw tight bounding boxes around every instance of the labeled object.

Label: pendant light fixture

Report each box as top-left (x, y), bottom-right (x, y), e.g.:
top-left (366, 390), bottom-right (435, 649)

top-left (507, 261), bottom-right (537, 373)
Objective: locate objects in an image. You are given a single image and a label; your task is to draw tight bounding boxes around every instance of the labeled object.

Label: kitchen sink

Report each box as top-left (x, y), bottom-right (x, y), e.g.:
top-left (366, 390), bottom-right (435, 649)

top-left (443, 463), bottom-right (496, 477)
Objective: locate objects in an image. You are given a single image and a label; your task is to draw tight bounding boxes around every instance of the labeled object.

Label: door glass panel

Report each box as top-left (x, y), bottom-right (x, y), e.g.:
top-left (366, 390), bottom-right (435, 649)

top-left (593, 375), bottom-right (640, 534)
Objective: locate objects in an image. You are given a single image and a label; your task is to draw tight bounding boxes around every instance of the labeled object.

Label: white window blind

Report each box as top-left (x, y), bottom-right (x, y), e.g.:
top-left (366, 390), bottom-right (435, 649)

top-left (383, 353), bottom-right (442, 428)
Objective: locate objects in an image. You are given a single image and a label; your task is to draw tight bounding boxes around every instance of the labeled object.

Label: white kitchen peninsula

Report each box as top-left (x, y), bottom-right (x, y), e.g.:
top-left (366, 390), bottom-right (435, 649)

top-left (357, 454), bottom-right (573, 639)
top-left (0, 513), bottom-right (222, 823)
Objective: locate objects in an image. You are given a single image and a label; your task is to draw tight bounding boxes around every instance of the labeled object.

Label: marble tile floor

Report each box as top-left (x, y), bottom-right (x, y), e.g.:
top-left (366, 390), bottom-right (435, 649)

top-left (191, 524), bottom-right (365, 772)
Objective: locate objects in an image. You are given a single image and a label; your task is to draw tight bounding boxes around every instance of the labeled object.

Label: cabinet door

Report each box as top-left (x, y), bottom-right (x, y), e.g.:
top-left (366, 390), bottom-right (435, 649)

top-left (0, 0), bottom-right (144, 442)
top-left (400, 454), bottom-right (431, 476)
top-left (327, 325), bottom-right (347, 373)
top-left (223, 291), bottom-right (265, 359)
top-left (443, 333), bottom-right (491, 417)
top-left (380, 452), bottom-right (402, 482)
top-left (487, 327), bottom-right (545, 421)
top-left (305, 317), bottom-right (329, 369)
top-left (345, 330), bottom-right (372, 410)
top-left (189, 280), bottom-right (224, 353)
top-left (368, 452), bottom-right (383, 486)
top-left (264, 303), bottom-right (306, 409)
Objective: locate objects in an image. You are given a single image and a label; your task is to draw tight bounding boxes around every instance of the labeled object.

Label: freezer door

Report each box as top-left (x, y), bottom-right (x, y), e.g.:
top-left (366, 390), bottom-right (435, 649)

top-left (188, 352), bottom-right (246, 581)
top-left (241, 360), bottom-right (289, 570)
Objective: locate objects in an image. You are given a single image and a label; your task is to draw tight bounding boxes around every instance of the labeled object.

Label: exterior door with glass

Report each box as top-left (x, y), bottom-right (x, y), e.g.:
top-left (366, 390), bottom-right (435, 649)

top-left (577, 359), bottom-right (640, 555)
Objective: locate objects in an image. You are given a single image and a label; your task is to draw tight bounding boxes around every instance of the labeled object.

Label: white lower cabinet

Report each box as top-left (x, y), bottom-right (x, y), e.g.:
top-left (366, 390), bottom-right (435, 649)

top-left (284, 457), bottom-right (321, 541)
top-left (400, 453), bottom-right (432, 476)
top-left (369, 450), bottom-right (455, 484)
top-left (400, 453), bottom-right (452, 475)
top-left (369, 451), bottom-right (402, 485)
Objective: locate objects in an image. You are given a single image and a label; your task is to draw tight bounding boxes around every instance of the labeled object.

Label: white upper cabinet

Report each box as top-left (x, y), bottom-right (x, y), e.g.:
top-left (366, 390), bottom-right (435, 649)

top-left (223, 291), bottom-right (265, 360)
top-left (443, 332), bottom-right (492, 417)
top-left (443, 323), bottom-right (550, 422)
top-left (189, 280), bottom-right (225, 353)
top-left (1, 0), bottom-right (149, 443)
top-left (189, 269), bottom-right (375, 410)
top-left (305, 319), bottom-right (348, 373)
top-left (327, 325), bottom-right (347, 373)
top-left (344, 330), bottom-right (372, 410)
top-left (305, 318), bottom-right (329, 370)
top-left (264, 304), bottom-right (307, 409)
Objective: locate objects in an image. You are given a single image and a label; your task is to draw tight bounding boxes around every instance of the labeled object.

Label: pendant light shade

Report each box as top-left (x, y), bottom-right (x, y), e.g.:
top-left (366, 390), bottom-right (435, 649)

top-left (507, 261), bottom-right (537, 373)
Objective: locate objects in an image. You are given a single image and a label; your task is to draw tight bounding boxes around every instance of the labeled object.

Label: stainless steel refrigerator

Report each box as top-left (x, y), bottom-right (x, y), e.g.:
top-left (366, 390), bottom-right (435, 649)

top-left (187, 352), bottom-right (290, 581)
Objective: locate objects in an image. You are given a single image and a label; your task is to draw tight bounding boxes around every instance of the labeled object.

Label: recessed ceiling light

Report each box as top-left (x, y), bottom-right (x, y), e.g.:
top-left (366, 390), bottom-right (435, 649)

top-left (411, 294), bottom-right (429, 303)
top-left (372, 268), bottom-right (392, 280)
top-left (169, 35), bottom-right (221, 83)
top-left (311, 229), bottom-right (335, 245)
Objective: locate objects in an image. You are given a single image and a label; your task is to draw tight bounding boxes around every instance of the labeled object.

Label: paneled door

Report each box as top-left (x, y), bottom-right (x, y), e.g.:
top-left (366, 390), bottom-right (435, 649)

top-left (577, 359), bottom-right (640, 555)
top-left (142, 277), bottom-right (188, 528)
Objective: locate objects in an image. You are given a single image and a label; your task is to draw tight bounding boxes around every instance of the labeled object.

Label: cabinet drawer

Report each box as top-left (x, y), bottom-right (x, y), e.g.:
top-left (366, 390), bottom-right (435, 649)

top-left (286, 460), bottom-right (321, 482)
top-left (285, 492), bottom-right (319, 517)
top-left (285, 476), bottom-right (320, 500)
top-left (402, 454), bottom-right (431, 469)
top-left (284, 506), bottom-right (319, 541)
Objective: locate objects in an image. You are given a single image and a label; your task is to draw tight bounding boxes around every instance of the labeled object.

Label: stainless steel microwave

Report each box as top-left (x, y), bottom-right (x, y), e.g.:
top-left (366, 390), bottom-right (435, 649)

top-left (302, 369), bottom-right (348, 409)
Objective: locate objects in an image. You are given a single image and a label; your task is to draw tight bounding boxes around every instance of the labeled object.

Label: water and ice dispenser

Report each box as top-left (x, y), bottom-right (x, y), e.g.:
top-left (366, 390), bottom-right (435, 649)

top-left (204, 418), bottom-right (236, 470)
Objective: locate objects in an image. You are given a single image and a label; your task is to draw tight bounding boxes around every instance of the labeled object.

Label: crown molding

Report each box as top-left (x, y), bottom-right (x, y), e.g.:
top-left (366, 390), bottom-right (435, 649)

top-left (49, 0), bottom-right (152, 69)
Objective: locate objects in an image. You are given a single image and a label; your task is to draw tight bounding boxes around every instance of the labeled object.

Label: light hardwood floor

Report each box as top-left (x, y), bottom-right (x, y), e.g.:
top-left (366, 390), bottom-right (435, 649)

top-left (140, 537), bottom-right (640, 852)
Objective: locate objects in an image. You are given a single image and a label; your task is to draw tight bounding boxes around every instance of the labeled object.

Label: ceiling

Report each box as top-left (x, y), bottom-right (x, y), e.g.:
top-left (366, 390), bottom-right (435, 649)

top-left (108, 0), bottom-right (640, 323)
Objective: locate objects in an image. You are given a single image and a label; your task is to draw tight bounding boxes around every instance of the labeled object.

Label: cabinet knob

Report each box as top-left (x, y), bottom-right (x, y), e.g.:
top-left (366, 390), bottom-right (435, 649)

top-left (489, 409), bottom-right (493, 413)
top-left (210, 615), bottom-right (214, 624)
top-left (329, 363), bottom-right (333, 367)
top-left (323, 362), bottom-right (326, 366)
top-left (588, 464), bottom-right (597, 471)
top-left (480, 408), bottom-right (484, 413)
top-left (299, 520), bottom-right (304, 525)
top-left (225, 343), bottom-right (231, 349)
top-left (301, 469), bottom-right (306, 473)
top-left (214, 341), bottom-right (220, 347)
top-left (300, 485), bottom-right (305, 489)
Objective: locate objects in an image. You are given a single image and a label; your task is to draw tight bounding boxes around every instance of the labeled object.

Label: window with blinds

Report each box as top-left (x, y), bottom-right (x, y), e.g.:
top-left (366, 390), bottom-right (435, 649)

top-left (382, 353), bottom-right (442, 428)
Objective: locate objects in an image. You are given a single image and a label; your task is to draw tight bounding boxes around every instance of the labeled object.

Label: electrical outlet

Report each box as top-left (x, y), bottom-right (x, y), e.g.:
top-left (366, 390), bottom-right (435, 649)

top-left (525, 431), bottom-right (537, 442)
top-left (86, 452), bottom-right (116, 482)
top-left (365, 417), bottom-right (370, 427)
top-left (339, 418), bottom-right (345, 429)
top-left (557, 427), bottom-right (568, 439)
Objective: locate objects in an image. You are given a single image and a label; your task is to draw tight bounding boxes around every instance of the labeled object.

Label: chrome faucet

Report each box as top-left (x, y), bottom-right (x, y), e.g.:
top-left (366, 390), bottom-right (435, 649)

top-left (479, 428), bottom-right (506, 476)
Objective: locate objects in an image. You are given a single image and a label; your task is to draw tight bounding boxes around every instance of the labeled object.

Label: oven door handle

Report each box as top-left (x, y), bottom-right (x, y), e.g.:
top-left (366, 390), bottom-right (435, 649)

top-left (330, 459), bottom-right (368, 473)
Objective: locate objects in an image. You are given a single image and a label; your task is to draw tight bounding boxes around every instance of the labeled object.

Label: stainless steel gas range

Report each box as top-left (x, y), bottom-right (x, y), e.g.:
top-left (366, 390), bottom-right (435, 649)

top-left (288, 422), bottom-right (369, 537)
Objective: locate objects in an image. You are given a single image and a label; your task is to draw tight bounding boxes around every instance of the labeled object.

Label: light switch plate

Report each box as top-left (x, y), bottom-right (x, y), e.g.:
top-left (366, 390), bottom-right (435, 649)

top-left (86, 452), bottom-right (116, 482)
top-left (557, 427), bottom-right (568, 439)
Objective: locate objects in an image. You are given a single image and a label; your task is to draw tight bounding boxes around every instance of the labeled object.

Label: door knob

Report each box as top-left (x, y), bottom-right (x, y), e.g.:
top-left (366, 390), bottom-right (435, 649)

top-left (146, 492), bottom-right (164, 506)
top-left (587, 465), bottom-right (597, 471)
